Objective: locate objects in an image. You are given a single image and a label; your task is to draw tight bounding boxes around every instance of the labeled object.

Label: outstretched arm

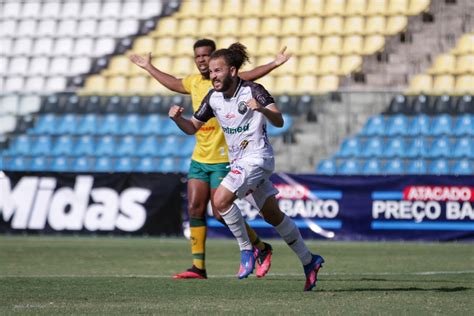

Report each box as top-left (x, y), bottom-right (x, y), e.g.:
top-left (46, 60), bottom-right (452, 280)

top-left (240, 47), bottom-right (291, 81)
top-left (168, 105), bottom-right (204, 135)
top-left (129, 53), bottom-right (188, 94)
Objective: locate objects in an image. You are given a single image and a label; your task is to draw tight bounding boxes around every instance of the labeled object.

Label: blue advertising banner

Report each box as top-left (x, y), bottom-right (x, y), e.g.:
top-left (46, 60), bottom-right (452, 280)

top-left (206, 174), bottom-right (474, 241)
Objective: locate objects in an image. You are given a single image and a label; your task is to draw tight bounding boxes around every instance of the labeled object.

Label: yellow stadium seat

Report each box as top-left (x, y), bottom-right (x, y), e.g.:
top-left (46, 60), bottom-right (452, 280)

top-left (428, 54), bottom-right (456, 75)
top-left (175, 37), bottom-right (196, 57)
top-left (386, 0), bottom-right (408, 15)
top-left (176, 0), bottom-right (201, 18)
top-left (217, 36), bottom-right (238, 49)
top-left (295, 75), bottom-right (318, 94)
top-left (322, 17), bottom-right (344, 35)
top-left (432, 75), bottom-right (455, 95)
top-left (281, 0), bottom-right (304, 17)
top-left (299, 36), bottom-right (322, 55)
top-left (455, 55), bottom-right (474, 75)
top-left (129, 61), bottom-right (148, 76)
top-left (316, 75), bottom-right (339, 93)
top-left (221, 0), bottom-right (242, 17)
top-left (324, 0), bottom-right (346, 16)
top-left (343, 35), bottom-right (364, 54)
top-left (274, 55), bottom-right (298, 75)
top-left (407, 0), bottom-right (431, 16)
top-left (132, 36), bottom-right (155, 55)
top-left (385, 15), bottom-right (408, 35)
top-left (318, 56), bottom-right (340, 75)
top-left (128, 76), bottom-right (149, 94)
top-left (363, 35), bottom-right (385, 54)
top-left (365, 16), bottom-right (386, 34)
top-left (262, 0), bottom-right (283, 17)
top-left (154, 17), bottom-right (178, 37)
top-left (407, 74), bottom-right (432, 94)
top-left (451, 33), bottom-right (474, 55)
top-left (345, 0), bottom-right (367, 16)
top-left (199, 18), bottom-right (219, 37)
top-left (302, 0), bottom-right (325, 17)
top-left (242, 0), bottom-right (263, 17)
top-left (455, 75), bottom-right (474, 95)
top-left (104, 56), bottom-right (131, 76)
top-left (344, 16), bottom-right (365, 35)
top-left (255, 76), bottom-right (275, 92)
top-left (297, 56), bottom-right (319, 75)
top-left (151, 57), bottom-right (172, 73)
top-left (201, 0), bottom-right (222, 18)
top-left (320, 36), bottom-right (343, 55)
top-left (280, 36), bottom-right (301, 54)
top-left (281, 17), bottom-right (302, 37)
top-left (148, 77), bottom-right (173, 95)
top-left (257, 36), bottom-right (280, 56)
top-left (260, 18), bottom-right (281, 36)
top-left (238, 36), bottom-right (258, 55)
top-left (239, 56), bottom-right (256, 73)
top-left (366, 0), bottom-right (387, 16)
top-left (154, 37), bottom-right (176, 57)
top-left (240, 18), bottom-right (260, 36)
top-left (177, 18), bottom-right (199, 37)
top-left (172, 57), bottom-right (194, 77)
top-left (106, 76), bottom-right (128, 95)
top-left (302, 17), bottom-right (323, 36)
top-left (340, 55), bottom-right (363, 74)
top-left (274, 75), bottom-right (296, 94)
top-left (83, 75), bottom-right (106, 94)
top-left (220, 18), bottom-right (240, 36)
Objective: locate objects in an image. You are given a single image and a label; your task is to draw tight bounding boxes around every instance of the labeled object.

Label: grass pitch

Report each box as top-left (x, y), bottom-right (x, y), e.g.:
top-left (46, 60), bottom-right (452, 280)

top-left (0, 236), bottom-right (472, 315)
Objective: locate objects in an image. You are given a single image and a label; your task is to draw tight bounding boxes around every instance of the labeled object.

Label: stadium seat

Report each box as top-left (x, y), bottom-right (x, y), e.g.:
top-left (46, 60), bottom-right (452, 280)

top-left (385, 15), bottom-right (408, 35)
top-left (429, 114), bottom-right (453, 136)
top-left (428, 136), bottom-right (451, 158)
top-left (201, 0), bottom-right (222, 17)
top-left (57, 114), bottom-right (78, 135)
top-left (116, 136), bottom-right (137, 157)
top-left (336, 137), bottom-right (362, 157)
top-left (18, 95), bottom-right (41, 115)
top-left (320, 36), bottom-right (343, 55)
top-left (386, 0), bottom-right (408, 15)
top-left (154, 17), bottom-right (178, 37)
top-left (120, 114), bottom-right (142, 135)
top-left (240, 17), bottom-right (260, 36)
top-left (453, 114), bottom-right (474, 136)
top-left (454, 55), bottom-right (474, 75)
top-left (318, 56), bottom-right (340, 75)
top-left (452, 137), bottom-right (474, 158)
top-left (455, 95), bottom-right (474, 114)
top-left (29, 135), bottom-right (52, 156)
top-left (177, 158), bottom-right (192, 173)
top-left (128, 77), bottom-right (149, 94)
top-left (360, 115), bottom-right (385, 136)
top-left (362, 158), bottom-right (382, 175)
top-left (31, 114), bottom-right (56, 135)
top-left (432, 75), bottom-right (455, 95)
top-left (257, 37), bottom-right (280, 56)
top-left (365, 16), bottom-right (385, 34)
top-left (7, 157), bottom-right (29, 171)
top-left (455, 75), bottom-right (474, 95)
top-left (95, 136), bottom-right (116, 156)
top-left (361, 137), bottom-right (384, 158)
top-left (158, 157), bottom-right (177, 173)
top-left (406, 159), bottom-right (428, 174)
top-left (366, 0), bottom-right (387, 15)
top-left (428, 54), bottom-right (456, 75)
top-left (302, 17), bottom-right (323, 36)
top-left (295, 55), bottom-right (318, 75)
top-left (30, 156), bottom-right (49, 172)
top-left (428, 159), bottom-right (450, 175)
top-left (384, 137), bottom-right (406, 158)
top-left (115, 157), bottom-right (134, 172)
top-left (409, 95), bottom-right (432, 114)
top-left (295, 75), bottom-right (318, 94)
top-left (94, 157), bottom-right (113, 172)
top-left (140, 114), bottom-right (165, 135)
top-left (386, 114), bottom-right (409, 136)
top-left (316, 75), bottom-right (339, 93)
top-left (362, 35), bottom-right (385, 55)
top-left (51, 135), bottom-right (74, 156)
top-left (281, 17), bottom-right (302, 36)
top-left (343, 36), bottom-right (364, 55)
top-left (136, 136), bottom-right (159, 157)
top-left (451, 159), bottom-right (473, 175)
top-left (344, 16), bottom-right (365, 35)
top-left (73, 135), bottom-right (95, 156)
top-left (407, 0), bottom-right (431, 15)
top-left (299, 36), bottom-right (322, 55)
top-left (338, 159), bottom-right (361, 175)
top-left (340, 55), bottom-right (363, 74)
top-left (71, 157), bottom-right (93, 172)
top-left (260, 18), bottom-right (281, 36)
top-left (221, 0), bottom-right (242, 17)
top-left (406, 137), bottom-right (429, 158)
top-left (451, 33), bottom-right (474, 55)
top-left (322, 17), bottom-right (344, 35)
top-left (97, 114), bottom-right (120, 135)
top-left (383, 159), bottom-right (404, 175)
top-left (274, 75), bottom-right (296, 94)
top-left (199, 18), bottom-right (219, 37)
top-left (157, 136), bottom-right (181, 157)
top-left (432, 95), bottom-right (455, 114)
top-left (323, 0), bottom-right (345, 16)
top-left (345, 0), bottom-right (367, 15)
top-left (51, 157), bottom-right (69, 172)
top-left (316, 159), bottom-right (337, 175)
top-left (135, 157), bottom-right (156, 172)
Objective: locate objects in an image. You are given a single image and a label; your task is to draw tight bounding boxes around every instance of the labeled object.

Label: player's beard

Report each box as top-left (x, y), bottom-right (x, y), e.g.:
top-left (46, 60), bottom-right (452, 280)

top-left (213, 76), bottom-right (233, 92)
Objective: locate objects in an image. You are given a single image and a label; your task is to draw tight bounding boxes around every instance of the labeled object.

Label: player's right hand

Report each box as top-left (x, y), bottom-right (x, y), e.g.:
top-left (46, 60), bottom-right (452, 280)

top-left (168, 105), bottom-right (184, 120)
top-left (129, 52), bottom-right (152, 68)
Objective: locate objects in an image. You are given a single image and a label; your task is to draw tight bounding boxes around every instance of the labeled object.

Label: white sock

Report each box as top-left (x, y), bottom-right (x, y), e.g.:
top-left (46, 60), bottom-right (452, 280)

top-left (275, 215), bottom-right (312, 266)
top-left (220, 204), bottom-right (252, 251)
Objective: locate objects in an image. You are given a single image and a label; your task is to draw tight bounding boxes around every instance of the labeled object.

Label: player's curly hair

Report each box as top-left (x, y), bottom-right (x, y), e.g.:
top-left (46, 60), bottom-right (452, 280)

top-left (193, 39), bottom-right (216, 52)
top-left (210, 42), bottom-right (250, 70)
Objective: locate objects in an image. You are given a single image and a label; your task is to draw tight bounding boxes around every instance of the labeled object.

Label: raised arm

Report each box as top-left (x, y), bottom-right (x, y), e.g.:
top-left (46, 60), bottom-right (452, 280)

top-left (239, 47), bottom-right (291, 81)
top-left (129, 53), bottom-right (188, 94)
top-left (168, 105), bottom-right (204, 135)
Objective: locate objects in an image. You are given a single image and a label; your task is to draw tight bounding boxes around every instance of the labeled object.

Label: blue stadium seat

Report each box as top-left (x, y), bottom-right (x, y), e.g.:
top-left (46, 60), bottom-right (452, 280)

top-left (157, 136), bottom-right (181, 157)
top-left (72, 157), bottom-right (93, 172)
top-left (136, 157), bottom-right (157, 172)
top-left (451, 159), bottom-right (473, 175)
top-left (31, 135), bottom-right (53, 156)
top-left (137, 136), bottom-right (159, 157)
top-left (120, 114), bottom-right (142, 135)
top-left (429, 159), bottom-right (450, 175)
top-left (384, 137), bottom-right (406, 158)
top-left (30, 156), bottom-right (48, 171)
top-left (385, 114), bottom-right (409, 136)
top-left (95, 136), bottom-right (116, 156)
top-left (175, 137), bottom-right (195, 157)
top-left (77, 114), bottom-right (98, 135)
top-left (115, 157), bottom-right (134, 172)
top-left (140, 114), bottom-right (166, 135)
top-left (116, 136), bottom-right (137, 157)
top-left (316, 159), bottom-right (337, 175)
top-left (409, 114), bottom-right (430, 136)
top-left (97, 114), bottom-right (121, 135)
top-left (94, 157), bottom-right (113, 172)
top-left (336, 137), bottom-right (362, 158)
top-left (30, 114), bottom-right (56, 135)
top-left (7, 135), bottom-right (32, 155)
top-left (361, 137), bottom-right (383, 158)
top-left (56, 114), bottom-right (78, 135)
top-left (158, 157), bottom-right (177, 173)
top-left (429, 114), bottom-right (453, 136)
top-left (362, 159), bottom-right (382, 175)
top-left (338, 159), bottom-right (361, 175)
top-left (383, 159), bottom-right (405, 175)
top-left (453, 114), bottom-right (474, 136)
top-left (7, 157), bottom-right (29, 171)
top-left (406, 137), bottom-right (429, 158)
top-left (428, 136), bottom-right (451, 158)
top-left (0, 156), bottom-right (3, 170)
top-left (360, 115), bottom-right (385, 136)
top-left (73, 135), bottom-right (95, 156)
top-left (406, 159), bottom-right (428, 174)
top-left (50, 157), bottom-right (69, 172)
top-left (51, 135), bottom-right (74, 156)
top-left (162, 119), bottom-right (187, 136)
top-left (452, 137), bottom-right (474, 158)
top-left (177, 158), bottom-right (191, 173)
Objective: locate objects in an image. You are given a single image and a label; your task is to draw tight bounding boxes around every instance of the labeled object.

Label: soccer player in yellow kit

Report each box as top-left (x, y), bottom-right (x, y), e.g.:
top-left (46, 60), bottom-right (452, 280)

top-left (130, 39), bottom-right (290, 279)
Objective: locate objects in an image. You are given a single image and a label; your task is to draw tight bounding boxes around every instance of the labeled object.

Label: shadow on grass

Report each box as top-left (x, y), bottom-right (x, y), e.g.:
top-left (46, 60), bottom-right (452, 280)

top-left (320, 286), bottom-right (470, 293)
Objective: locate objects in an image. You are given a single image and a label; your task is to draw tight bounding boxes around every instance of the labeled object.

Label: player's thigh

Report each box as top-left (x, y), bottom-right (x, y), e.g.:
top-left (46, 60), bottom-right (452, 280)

top-left (258, 194), bottom-right (284, 226)
top-left (187, 160), bottom-right (212, 217)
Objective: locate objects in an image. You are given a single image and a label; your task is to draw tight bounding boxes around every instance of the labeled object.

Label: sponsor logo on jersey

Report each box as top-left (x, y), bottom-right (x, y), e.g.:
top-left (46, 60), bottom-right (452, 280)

top-left (239, 140), bottom-right (249, 150)
top-left (238, 101), bottom-right (247, 115)
top-left (222, 123), bottom-right (250, 134)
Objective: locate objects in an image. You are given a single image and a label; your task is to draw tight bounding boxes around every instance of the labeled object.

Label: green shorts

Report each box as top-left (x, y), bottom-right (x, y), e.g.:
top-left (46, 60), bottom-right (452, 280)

top-left (188, 160), bottom-right (230, 189)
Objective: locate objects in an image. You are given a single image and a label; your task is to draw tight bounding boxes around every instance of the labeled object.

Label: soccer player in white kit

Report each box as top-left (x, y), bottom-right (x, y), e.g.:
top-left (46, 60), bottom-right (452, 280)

top-left (169, 43), bottom-right (325, 291)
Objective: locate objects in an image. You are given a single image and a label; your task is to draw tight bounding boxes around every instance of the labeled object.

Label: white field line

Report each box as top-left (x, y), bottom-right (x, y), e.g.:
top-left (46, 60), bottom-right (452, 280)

top-left (1, 271), bottom-right (473, 279)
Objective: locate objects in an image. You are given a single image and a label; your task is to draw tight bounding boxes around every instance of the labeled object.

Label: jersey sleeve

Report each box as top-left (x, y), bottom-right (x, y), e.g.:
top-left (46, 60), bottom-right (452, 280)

top-left (251, 83), bottom-right (275, 107)
top-left (193, 90), bottom-right (215, 122)
top-left (181, 75), bottom-right (194, 94)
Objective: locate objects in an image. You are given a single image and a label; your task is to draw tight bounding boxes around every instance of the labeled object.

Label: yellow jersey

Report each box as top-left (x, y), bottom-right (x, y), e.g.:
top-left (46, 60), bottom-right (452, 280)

top-left (182, 74), bottom-right (228, 164)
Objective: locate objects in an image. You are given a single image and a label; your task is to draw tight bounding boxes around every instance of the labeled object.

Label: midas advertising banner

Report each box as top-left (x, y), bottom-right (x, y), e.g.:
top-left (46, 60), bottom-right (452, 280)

top-left (207, 174), bottom-right (474, 241)
top-left (0, 172), bottom-right (184, 235)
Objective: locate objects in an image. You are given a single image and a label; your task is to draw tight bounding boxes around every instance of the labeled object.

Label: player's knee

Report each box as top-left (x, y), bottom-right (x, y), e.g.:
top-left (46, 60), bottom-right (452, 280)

top-left (188, 201), bottom-right (206, 217)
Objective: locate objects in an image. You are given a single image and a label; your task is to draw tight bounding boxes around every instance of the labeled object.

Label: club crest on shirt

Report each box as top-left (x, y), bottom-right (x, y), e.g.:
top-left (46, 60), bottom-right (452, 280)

top-left (238, 101), bottom-right (247, 115)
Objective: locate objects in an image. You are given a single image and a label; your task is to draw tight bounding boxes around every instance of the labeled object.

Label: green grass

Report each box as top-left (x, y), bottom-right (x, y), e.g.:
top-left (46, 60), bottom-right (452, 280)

top-left (0, 236), bottom-right (472, 315)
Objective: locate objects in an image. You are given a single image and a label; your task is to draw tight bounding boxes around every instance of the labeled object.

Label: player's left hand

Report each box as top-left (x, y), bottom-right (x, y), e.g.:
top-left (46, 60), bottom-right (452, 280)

top-left (274, 46), bottom-right (292, 67)
top-left (246, 98), bottom-right (264, 112)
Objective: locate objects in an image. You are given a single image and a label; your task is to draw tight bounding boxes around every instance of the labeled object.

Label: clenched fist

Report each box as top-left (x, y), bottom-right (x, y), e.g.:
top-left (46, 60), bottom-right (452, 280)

top-left (246, 98), bottom-right (264, 112)
top-left (169, 105), bottom-right (185, 120)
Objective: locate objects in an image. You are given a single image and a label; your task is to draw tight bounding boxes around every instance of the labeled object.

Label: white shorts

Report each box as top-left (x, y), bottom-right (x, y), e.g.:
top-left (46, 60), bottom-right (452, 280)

top-left (221, 157), bottom-right (279, 209)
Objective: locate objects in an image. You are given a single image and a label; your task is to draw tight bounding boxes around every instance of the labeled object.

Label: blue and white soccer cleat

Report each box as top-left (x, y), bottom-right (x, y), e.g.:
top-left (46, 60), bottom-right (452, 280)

top-left (303, 254), bottom-right (325, 291)
top-left (237, 249), bottom-right (256, 279)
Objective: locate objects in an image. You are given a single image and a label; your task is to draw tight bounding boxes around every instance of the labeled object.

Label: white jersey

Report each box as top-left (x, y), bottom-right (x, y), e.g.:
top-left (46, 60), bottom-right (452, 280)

top-left (194, 79), bottom-right (276, 165)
